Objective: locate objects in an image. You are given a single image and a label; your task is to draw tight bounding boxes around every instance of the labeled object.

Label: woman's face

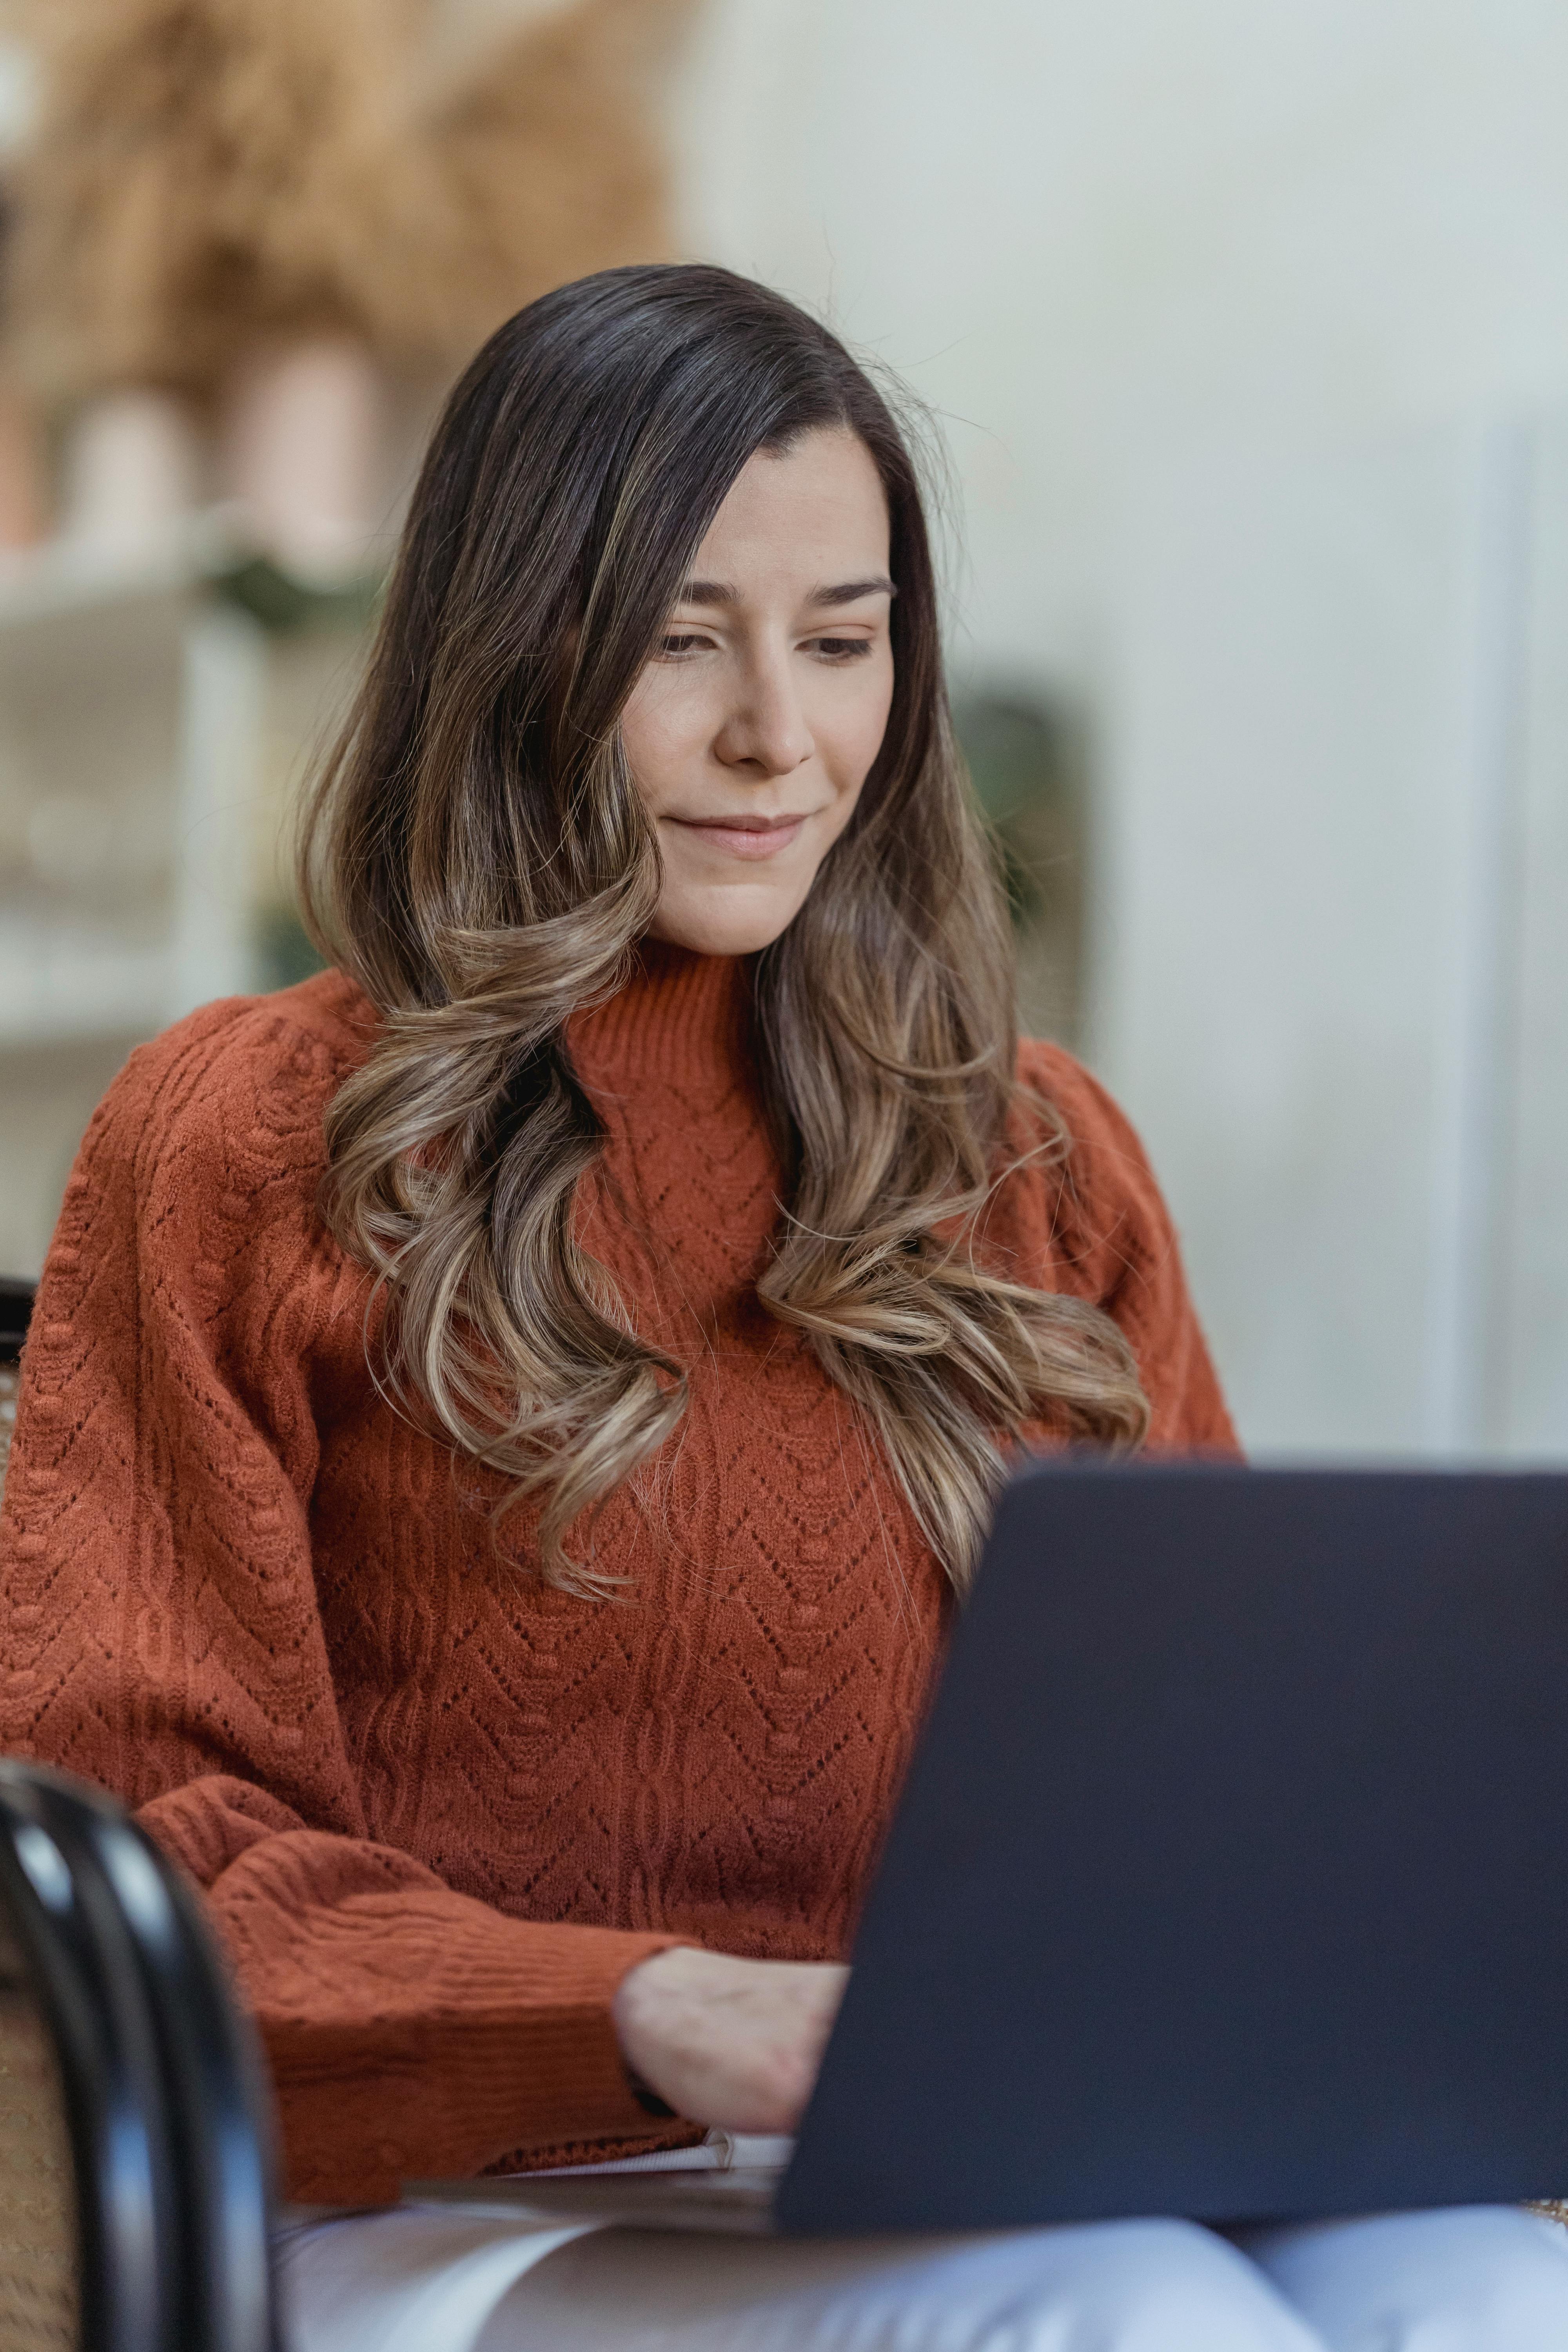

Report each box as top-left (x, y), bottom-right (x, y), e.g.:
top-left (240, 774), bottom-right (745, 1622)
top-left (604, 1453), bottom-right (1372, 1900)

top-left (621, 426), bottom-right (895, 957)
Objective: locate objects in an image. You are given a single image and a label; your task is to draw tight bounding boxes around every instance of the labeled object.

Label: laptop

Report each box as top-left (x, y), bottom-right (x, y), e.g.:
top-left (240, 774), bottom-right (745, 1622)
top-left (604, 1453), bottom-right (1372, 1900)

top-left (421, 1460), bottom-right (1568, 2235)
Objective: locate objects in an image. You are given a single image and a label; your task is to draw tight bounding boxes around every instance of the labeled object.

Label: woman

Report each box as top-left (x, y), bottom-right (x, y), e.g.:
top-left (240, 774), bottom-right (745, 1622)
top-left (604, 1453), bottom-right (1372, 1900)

top-left (3, 266), bottom-right (1564, 2348)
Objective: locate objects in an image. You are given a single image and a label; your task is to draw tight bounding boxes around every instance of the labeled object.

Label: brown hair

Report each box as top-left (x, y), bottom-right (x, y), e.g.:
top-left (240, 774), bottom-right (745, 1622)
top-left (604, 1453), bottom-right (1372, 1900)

top-left (298, 264), bottom-right (1147, 1595)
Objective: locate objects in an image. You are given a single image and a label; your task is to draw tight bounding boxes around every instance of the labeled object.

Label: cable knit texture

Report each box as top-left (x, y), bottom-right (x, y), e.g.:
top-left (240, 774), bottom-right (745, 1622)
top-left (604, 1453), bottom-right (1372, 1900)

top-left (0, 949), bottom-right (1235, 2205)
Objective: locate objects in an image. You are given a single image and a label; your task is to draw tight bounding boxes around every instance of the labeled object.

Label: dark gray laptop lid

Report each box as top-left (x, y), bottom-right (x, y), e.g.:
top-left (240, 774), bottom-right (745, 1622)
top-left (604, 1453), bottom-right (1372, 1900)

top-left (778, 1461), bottom-right (1568, 2234)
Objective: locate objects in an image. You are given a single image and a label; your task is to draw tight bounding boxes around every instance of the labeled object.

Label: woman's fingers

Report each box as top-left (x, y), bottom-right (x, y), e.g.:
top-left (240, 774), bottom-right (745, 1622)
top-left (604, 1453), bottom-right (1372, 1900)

top-left (612, 1947), bottom-right (849, 2131)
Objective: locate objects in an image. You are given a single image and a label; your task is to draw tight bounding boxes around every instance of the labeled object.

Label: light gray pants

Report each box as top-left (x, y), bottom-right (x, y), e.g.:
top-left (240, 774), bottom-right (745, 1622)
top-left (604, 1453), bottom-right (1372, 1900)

top-left (280, 2199), bottom-right (1568, 2350)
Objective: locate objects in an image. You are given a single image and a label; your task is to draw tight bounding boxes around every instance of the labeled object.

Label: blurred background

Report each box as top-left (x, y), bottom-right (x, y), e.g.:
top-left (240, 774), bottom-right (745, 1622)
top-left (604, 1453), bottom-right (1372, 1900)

top-left (0, 0), bottom-right (1563, 1463)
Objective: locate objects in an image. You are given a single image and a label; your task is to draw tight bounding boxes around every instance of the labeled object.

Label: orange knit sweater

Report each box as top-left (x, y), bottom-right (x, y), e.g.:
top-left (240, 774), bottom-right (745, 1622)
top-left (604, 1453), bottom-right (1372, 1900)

top-left (0, 949), bottom-right (1235, 2205)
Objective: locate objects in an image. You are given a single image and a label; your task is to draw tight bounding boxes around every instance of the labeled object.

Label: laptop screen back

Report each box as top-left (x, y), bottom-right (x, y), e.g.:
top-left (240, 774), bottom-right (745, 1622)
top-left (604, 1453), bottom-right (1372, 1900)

top-left (779, 1462), bottom-right (1568, 2234)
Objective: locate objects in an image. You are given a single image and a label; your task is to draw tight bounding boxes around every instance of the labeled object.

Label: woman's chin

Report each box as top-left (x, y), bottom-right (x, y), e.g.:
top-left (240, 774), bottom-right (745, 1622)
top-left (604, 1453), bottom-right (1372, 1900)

top-left (645, 883), bottom-right (807, 959)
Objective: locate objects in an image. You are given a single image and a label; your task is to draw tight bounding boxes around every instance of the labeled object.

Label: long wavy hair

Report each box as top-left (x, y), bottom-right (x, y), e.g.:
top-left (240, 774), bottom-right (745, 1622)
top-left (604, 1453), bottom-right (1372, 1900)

top-left (298, 263), bottom-right (1148, 1596)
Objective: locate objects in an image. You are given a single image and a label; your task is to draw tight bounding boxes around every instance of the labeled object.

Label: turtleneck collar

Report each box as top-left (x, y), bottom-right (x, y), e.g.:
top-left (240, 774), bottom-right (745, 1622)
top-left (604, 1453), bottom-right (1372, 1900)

top-left (567, 940), bottom-right (754, 1098)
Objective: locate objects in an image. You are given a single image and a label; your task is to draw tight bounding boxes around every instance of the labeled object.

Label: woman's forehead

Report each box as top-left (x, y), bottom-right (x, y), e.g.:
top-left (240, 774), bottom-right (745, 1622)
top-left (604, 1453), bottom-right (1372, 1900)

top-left (682, 430), bottom-right (891, 600)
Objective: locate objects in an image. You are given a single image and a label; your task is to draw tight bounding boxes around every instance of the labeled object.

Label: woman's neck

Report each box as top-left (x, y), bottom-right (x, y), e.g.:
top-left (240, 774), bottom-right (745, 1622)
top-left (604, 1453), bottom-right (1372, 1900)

top-left (568, 942), bottom-right (754, 1097)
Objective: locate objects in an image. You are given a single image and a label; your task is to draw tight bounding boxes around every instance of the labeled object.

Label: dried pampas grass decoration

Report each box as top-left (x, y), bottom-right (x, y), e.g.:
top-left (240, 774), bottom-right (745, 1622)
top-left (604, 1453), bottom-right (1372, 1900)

top-left (5, 0), bottom-right (693, 404)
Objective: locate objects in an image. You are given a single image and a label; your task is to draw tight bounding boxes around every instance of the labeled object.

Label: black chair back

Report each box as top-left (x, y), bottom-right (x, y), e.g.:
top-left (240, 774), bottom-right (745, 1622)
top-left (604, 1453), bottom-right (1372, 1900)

top-left (0, 1281), bottom-right (29, 1365)
top-left (0, 1276), bottom-right (32, 1497)
top-left (0, 1761), bottom-right (281, 2352)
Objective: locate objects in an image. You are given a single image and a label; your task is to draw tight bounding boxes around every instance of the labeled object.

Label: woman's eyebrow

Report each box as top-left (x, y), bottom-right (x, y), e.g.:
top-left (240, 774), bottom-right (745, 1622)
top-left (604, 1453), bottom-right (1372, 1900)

top-left (811, 575), bottom-right (897, 606)
top-left (673, 573), bottom-right (897, 608)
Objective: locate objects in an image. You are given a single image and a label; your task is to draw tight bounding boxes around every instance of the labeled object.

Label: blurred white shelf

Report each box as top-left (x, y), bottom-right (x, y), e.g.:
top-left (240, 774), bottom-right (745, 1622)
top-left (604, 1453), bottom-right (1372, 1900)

top-left (0, 530), bottom-right (363, 1275)
top-left (0, 515), bottom-right (232, 632)
top-left (0, 572), bottom-right (269, 1056)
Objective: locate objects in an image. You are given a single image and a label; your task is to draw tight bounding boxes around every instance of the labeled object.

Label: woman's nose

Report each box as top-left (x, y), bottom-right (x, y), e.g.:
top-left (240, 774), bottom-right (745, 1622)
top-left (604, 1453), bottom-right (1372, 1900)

top-left (713, 657), bottom-right (815, 779)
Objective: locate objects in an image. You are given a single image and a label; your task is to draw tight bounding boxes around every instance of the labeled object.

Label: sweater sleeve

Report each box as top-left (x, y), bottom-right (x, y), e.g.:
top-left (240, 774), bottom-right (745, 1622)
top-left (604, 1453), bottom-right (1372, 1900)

top-left (0, 999), bottom-right (681, 2206)
top-left (1007, 1040), bottom-right (1241, 1455)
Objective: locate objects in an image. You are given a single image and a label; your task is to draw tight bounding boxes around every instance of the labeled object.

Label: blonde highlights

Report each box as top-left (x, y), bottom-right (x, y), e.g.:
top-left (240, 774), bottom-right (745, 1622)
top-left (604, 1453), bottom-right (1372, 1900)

top-left (300, 266), bottom-right (1147, 1596)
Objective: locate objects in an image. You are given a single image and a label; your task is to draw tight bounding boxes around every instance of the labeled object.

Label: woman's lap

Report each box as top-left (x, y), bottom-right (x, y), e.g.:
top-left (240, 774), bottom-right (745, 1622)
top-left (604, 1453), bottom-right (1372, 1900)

top-left (477, 2216), bottom-right (1320, 2352)
top-left (1241, 2205), bottom-right (1568, 2345)
top-left (278, 2203), bottom-right (1568, 2352)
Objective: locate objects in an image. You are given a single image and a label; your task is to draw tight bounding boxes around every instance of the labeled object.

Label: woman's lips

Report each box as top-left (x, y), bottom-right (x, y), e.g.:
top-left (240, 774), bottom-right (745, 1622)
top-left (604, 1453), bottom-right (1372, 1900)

top-left (669, 815), bottom-right (808, 861)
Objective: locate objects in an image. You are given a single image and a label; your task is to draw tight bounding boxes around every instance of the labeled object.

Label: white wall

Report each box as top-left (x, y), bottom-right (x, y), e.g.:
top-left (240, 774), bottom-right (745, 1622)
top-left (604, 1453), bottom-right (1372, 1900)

top-left (674, 0), bottom-right (1568, 654)
top-left (671, 0), bottom-right (1568, 1456)
top-left (1102, 418), bottom-right (1565, 1458)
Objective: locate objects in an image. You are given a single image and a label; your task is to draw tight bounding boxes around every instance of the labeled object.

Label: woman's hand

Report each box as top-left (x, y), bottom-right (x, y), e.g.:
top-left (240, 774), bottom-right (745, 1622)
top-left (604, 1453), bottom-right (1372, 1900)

top-left (612, 1947), bottom-right (849, 2132)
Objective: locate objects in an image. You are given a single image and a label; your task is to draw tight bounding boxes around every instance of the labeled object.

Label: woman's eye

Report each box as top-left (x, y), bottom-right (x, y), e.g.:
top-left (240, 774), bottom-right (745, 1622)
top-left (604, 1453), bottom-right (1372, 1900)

top-left (658, 632), bottom-right (712, 657)
top-left (808, 636), bottom-right (873, 661)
